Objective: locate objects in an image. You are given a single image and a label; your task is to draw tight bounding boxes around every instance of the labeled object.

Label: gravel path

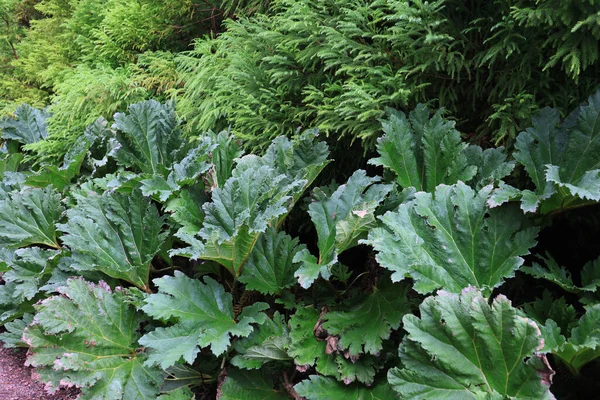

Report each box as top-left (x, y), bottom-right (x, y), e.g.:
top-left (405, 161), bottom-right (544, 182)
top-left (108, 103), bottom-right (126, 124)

top-left (0, 343), bottom-right (79, 400)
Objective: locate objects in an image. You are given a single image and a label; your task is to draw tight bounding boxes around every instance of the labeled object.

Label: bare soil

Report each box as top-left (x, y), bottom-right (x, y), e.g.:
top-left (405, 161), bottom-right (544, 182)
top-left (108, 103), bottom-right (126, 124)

top-left (0, 343), bottom-right (79, 400)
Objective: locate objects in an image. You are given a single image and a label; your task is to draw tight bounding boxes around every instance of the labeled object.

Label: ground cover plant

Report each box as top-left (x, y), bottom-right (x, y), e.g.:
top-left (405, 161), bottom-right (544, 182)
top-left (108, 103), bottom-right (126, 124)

top-left (0, 90), bottom-right (599, 399)
top-left (1, 1), bottom-right (600, 399)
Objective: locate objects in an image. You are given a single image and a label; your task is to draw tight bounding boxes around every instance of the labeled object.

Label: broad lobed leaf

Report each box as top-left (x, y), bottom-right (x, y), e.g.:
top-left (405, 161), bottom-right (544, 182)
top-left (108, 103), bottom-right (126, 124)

top-left (109, 100), bottom-right (184, 175)
top-left (288, 307), bottom-right (379, 385)
top-left (238, 227), bottom-right (305, 295)
top-left (0, 186), bottom-right (63, 249)
top-left (140, 271), bottom-right (268, 368)
top-left (295, 375), bottom-right (396, 400)
top-left (173, 132), bottom-right (329, 277)
top-left (0, 104), bottom-right (49, 145)
top-left (492, 90), bottom-right (600, 214)
top-left (23, 278), bottom-right (163, 399)
top-left (322, 278), bottom-right (409, 357)
top-left (536, 304), bottom-right (600, 374)
top-left (367, 182), bottom-right (538, 294)
top-left (294, 169), bottom-right (392, 288)
top-left (231, 312), bottom-right (291, 370)
top-left (389, 287), bottom-right (554, 399)
top-left (58, 189), bottom-right (167, 291)
top-left (370, 105), bottom-right (512, 192)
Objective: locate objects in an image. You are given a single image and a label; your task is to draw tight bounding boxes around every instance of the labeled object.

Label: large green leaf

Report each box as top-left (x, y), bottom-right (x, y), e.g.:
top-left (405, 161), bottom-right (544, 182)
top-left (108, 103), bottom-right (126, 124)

top-left (23, 278), bottom-right (163, 399)
top-left (370, 105), bottom-right (512, 192)
top-left (490, 89), bottom-right (600, 214)
top-left (295, 376), bottom-right (396, 400)
top-left (110, 100), bottom-right (185, 175)
top-left (0, 144), bottom-right (24, 178)
top-left (188, 164), bottom-right (300, 275)
top-left (140, 271), bottom-right (268, 368)
top-left (0, 186), bottom-right (63, 248)
top-left (294, 170), bottom-right (392, 288)
top-left (165, 186), bottom-right (207, 235)
top-left (537, 305), bottom-right (600, 375)
top-left (524, 291), bottom-right (578, 336)
top-left (207, 130), bottom-right (243, 188)
top-left (389, 287), bottom-right (554, 399)
top-left (140, 136), bottom-right (216, 202)
top-left (366, 182), bottom-right (538, 294)
top-left (370, 106), bottom-right (474, 191)
top-left (463, 145), bottom-right (516, 190)
top-left (57, 190), bottom-right (167, 291)
top-left (231, 312), bottom-right (291, 370)
top-left (322, 278), bottom-right (409, 357)
top-left (218, 369), bottom-right (289, 400)
top-left (0, 104), bottom-right (49, 144)
top-left (172, 133), bottom-right (329, 277)
top-left (107, 100), bottom-right (216, 202)
top-left (238, 227), bottom-right (304, 295)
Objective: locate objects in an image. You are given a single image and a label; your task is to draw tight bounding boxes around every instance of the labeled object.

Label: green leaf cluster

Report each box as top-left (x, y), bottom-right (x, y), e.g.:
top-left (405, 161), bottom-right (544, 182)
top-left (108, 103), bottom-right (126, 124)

top-left (2, 86), bottom-right (600, 399)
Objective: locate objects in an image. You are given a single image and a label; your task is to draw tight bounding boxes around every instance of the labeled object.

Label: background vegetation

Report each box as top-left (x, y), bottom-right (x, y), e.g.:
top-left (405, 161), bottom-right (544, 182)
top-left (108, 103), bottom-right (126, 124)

top-left (0, 0), bottom-right (599, 399)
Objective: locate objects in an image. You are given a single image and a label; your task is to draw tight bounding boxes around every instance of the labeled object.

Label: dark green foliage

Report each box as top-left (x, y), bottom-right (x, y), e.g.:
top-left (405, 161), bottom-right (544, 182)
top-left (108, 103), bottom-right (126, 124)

top-left (490, 89), bottom-right (600, 214)
top-left (177, 0), bottom-right (600, 151)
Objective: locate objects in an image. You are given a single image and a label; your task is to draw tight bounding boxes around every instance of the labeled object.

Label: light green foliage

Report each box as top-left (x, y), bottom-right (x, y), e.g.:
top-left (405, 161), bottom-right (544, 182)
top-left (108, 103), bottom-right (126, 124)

top-left (294, 170), bottom-right (391, 288)
top-left (140, 271), bottom-right (268, 367)
top-left (0, 186), bottom-right (63, 248)
top-left (218, 369), bottom-right (289, 400)
top-left (177, 0), bottom-right (419, 149)
top-left (367, 182), bottom-right (538, 294)
top-left (389, 287), bottom-right (553, 399)
top-left (0, 0), bottom-right (48, 113)
top-left (173, 133), bottom-right (328, 277)
top-left (231, 312), bottom-right (291, 369)
top-left (25, 117), bottom-right (107, 190)
top-left (10, 0), bottom-right (221, 164)
top-left (238, 228), bottom-right (305, 295)
top-left (537, 305), bottom-right (600, 375)
top-left (295, 376), bottom-right (396, 400)
top-left (27, 65), bottom-right (151, 165)
top-left (491, 90), bottom-right (600, 214)
top-left (321, 278), bottom-right (409, 357)
top-left (0, 104), bottom-right (48, 144)
top-left (23, 278), bottom-right (163, 399)
top-left (57, 189), bottom-right (167, 291)
top-left (370, 106), bottom-right (513, 191)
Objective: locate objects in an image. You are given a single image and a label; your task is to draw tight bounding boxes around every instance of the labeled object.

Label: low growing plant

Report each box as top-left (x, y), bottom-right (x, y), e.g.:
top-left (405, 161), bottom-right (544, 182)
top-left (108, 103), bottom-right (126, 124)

top-left (0, 93), bottom-right (599, 398)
